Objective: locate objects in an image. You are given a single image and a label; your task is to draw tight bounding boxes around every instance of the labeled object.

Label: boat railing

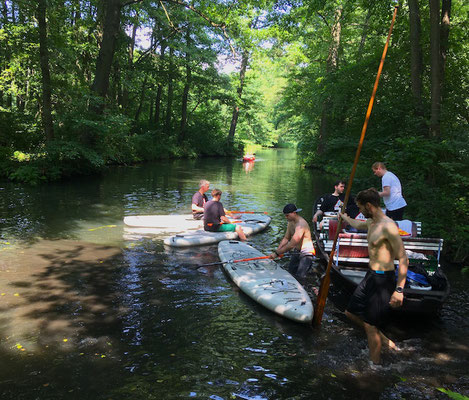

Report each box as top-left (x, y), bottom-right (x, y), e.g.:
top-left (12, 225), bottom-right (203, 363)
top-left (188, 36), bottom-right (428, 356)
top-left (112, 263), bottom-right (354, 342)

top-left (317, 216), bottom-right (442, 269)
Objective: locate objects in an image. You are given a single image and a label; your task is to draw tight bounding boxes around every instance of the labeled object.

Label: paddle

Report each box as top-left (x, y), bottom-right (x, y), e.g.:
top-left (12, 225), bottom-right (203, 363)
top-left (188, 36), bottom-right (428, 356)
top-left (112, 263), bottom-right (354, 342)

top-left (227, 211), bottom-right (269, 215)
top-left (197, 254), bottom-right (284, 268)
top-left (312, 4), bottom-right (400, 328)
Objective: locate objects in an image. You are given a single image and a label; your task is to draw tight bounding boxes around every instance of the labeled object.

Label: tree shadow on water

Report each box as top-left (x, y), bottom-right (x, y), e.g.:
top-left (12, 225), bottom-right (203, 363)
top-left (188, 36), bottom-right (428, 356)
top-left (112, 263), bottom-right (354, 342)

top-left (0, 240), bottom-right (134, 399)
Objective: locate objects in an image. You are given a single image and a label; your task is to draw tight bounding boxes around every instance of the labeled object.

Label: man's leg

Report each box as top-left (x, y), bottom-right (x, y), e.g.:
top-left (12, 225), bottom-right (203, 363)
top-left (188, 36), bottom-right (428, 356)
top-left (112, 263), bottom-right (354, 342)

top-left (364, 322), bottom-right (382, 364)
top-left (346, 310), bottom-right (397, 348)
top-left (288, 253), bottom-right (300, 275)
top-left (296, 254), bottom-right (312, 278)
top-left (235, 225), bottom-right (247, 241)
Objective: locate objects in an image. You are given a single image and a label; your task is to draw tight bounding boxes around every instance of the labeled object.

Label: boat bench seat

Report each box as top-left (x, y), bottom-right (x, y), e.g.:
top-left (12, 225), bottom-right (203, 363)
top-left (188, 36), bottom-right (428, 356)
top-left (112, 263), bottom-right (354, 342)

top-left (324, 236), bottom-right (443, 251)
top-left (318, 217), bottom-right (422, 237)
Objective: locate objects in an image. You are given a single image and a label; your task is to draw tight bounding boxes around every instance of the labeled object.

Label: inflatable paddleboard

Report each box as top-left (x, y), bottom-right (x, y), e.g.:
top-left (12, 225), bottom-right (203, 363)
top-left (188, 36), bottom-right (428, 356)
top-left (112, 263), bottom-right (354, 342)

top-left (218, 240), bottom-right (313, 323)
top-left (164, 214), bottom-right (271, 247)
top-left (123, 214), bottom-right (203, 235)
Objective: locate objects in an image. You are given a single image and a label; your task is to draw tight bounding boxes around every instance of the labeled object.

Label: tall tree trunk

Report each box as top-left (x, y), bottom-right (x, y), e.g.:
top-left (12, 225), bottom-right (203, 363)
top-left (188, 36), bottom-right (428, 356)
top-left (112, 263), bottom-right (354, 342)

top-left (154, 42), bottom-right (166, 127)
top-left (317, 5), bottom-right (342, 156)
top-left (179, 30), bottom-right (191, 144)
top-left (357, 9), bottom-right (371, 58)
top-left (440, 0), bottom-right (451, 98)
top-left (1, 1), bottom-right (7, 25)
top-left (90, 0), bottom-right (121, 113)
top-left (113, 60), bottom-right (122, 105)
top-left (134, 76), bottom-right (148, 121)
top-left (122, 16), bottom-right (138, 112)
top-left (0, 0), bottom-right (8, 106)
top-left (408, 0), bottom-right (425, 127)
top-left (154, 85), bottom-right (163, 126)
top-left (227, 50), bottom-right (249, 146)
top-left (37, 0), bottom-right (54, 141)
top-left (429, 0), bottom-right (441, 138)
top-left (149, 98), bottom-right (154, 122)
top-left (164, 47), bottom-right (174, 133)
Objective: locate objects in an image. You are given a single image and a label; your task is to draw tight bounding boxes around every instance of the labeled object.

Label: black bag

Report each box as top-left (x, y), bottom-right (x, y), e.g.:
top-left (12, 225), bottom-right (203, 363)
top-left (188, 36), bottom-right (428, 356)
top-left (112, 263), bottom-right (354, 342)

top-left (426, 267), bottom-right (448, 291)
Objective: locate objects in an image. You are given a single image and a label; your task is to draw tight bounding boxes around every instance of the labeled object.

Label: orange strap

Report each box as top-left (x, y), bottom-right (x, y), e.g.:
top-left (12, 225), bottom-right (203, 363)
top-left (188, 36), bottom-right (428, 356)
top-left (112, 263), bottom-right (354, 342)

top-left (233, 254), bottom-right (284, 263)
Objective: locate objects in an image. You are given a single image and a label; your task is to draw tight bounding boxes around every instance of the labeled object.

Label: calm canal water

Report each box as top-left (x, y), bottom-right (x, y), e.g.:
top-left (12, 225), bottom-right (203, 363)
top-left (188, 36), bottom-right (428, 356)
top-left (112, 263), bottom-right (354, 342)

top-left (0, 149), bottom-right (468, 400)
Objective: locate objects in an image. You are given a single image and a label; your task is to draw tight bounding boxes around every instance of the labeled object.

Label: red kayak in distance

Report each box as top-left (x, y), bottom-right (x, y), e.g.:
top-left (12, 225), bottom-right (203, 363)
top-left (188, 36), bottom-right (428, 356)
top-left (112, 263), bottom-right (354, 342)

top-left (243, 155), bottom-right (255, 162)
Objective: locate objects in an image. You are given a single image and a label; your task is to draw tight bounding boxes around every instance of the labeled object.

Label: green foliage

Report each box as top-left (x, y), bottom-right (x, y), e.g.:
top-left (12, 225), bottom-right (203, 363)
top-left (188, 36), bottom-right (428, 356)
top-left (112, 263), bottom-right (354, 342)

top-left (437, 388), bottom-right (469, 400)
top-left (0, 0), bottom-right (467, 262)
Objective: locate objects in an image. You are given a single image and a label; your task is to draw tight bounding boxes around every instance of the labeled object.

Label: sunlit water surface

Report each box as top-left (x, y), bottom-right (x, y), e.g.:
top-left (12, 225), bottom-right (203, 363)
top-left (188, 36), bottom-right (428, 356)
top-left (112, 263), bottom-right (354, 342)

top-left (0, 149), bottom-right (467, 399)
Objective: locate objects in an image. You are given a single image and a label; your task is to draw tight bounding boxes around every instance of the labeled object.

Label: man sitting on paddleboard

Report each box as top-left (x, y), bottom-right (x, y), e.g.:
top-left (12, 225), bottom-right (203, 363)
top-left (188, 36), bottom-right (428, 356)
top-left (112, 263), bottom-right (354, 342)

top-left (192, 179), bottom-right (210, 220)
top-left (203, 189), bottom-right (247, 241)
top-left (269, 204), bottom-right (316, 280)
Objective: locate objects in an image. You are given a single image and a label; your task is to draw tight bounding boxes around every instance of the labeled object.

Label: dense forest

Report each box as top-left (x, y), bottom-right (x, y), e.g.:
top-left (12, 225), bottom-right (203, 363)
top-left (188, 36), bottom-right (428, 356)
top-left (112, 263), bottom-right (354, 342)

top-left (0, 0), bottom-right (467, 262)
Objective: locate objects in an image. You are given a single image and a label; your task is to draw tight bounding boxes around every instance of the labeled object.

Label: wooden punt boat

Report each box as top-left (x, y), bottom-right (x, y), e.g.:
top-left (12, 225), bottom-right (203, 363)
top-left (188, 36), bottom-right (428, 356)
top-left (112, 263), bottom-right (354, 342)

top-left (313, 195), bottom-right (450, 315)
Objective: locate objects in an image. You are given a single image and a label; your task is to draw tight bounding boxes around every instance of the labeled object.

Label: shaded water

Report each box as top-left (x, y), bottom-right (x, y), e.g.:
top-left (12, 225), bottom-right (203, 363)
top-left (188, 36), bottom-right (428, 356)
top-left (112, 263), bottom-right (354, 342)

top-left (0, 149), bottom-right (468, 399)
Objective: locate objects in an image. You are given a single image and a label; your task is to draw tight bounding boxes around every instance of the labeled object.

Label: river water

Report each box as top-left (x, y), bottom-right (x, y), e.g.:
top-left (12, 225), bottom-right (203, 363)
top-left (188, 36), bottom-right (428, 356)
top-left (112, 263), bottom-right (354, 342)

top-left (0, 149), bottom-right (467, 399)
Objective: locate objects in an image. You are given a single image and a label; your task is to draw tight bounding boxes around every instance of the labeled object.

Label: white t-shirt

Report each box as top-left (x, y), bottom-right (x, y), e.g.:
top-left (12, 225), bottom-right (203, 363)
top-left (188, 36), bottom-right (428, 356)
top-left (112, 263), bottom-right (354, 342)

top-left (382, 171), bottom-right (407, 211)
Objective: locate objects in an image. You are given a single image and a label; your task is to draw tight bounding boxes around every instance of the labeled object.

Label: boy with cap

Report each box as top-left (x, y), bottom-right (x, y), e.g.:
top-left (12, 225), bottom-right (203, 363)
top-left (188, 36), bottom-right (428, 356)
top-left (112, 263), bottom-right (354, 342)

top-left (269, 204), bottom-right (316, 279)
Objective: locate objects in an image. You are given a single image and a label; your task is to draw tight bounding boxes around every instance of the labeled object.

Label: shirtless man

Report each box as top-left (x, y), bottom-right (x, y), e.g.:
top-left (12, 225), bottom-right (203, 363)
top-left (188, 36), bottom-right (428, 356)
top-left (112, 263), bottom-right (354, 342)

top-left (340, 188), bottom-right (408, 364)
top-left (269, 204), bottom-right (316, 279)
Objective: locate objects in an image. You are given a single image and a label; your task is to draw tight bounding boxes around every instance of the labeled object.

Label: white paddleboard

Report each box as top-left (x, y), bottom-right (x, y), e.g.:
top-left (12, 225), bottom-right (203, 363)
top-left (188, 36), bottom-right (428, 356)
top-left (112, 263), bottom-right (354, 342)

top-left (218, 240), bottom-right (313, 323)
top-left (124, 214), bottom-right (202, 228)
top-left (123, 214), bottom-right (204, 235)
top-left (163, 214), bottom-right (271, 247)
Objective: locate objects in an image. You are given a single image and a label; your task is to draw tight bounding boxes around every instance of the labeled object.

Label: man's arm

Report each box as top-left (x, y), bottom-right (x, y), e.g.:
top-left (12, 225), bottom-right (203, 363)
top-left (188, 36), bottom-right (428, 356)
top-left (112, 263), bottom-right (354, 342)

top-left (312, 209), bottom-right (323, 223)
top-left (386, 222), bottom-right (408, 308)
top-left (276, 225), bottom-right (304, 255)
top-left (192, 193), bottom-right (204, 213)
top-left (269, 224), bottom-right (297, 258)
top-left (221, 215), bottom-right (231, 223)
top-left (340, 213), bottom-right (368, 231)
top-left (192, 203), bottom-right (204, 213)
top-left (378, 186), bottom-right (391, 198)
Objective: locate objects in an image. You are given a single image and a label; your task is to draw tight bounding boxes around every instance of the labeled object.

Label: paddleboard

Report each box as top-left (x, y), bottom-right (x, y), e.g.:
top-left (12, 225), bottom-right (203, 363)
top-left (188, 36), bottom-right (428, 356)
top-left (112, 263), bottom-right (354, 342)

top-left (163, 214), bottom-right (271, 247)
top-left (123, 213), bottom-right (204, 235)
top-left (218, 240), bottom-right (313, 323)
top-left (124, 214), bottom-right (201, 228)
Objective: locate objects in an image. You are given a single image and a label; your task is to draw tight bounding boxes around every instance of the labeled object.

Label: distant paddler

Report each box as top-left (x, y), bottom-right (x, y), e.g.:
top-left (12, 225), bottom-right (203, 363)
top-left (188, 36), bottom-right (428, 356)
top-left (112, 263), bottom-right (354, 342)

top-left (269, 204), bottom-right (316, 280)
top-left (203, 189), bottom-right (247, 241)
top-left (192, 179), bottom-right (210, 220)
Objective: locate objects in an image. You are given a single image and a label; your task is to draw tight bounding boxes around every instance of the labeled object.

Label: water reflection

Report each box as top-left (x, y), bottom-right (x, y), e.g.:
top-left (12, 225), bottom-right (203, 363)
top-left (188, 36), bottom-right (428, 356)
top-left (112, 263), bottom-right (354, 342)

top-left (243, 160), bottom-right (255, 174)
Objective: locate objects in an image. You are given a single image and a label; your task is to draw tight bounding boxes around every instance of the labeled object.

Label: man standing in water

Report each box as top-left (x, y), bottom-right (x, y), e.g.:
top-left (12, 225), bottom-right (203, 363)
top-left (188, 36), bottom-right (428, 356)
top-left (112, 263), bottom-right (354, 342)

top-left (269, 204), bottom-right (316, 280)
top-left (340, 188), bottom-right (408, 364)
top-left (192, 180), bottom-right (210, 220)
top-left (203, 189), bottom-right (247, 241)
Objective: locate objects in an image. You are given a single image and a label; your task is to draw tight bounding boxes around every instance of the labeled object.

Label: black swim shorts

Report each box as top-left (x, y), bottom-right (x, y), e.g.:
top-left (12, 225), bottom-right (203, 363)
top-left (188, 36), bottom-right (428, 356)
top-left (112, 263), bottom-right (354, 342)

top-left (346, 270), bottom-right (396, 328)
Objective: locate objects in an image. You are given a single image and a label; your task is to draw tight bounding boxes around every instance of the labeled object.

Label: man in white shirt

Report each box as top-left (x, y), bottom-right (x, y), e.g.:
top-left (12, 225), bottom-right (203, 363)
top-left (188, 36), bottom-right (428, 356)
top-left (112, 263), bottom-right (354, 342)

top-left (372, 162), bottom-right (407, 221)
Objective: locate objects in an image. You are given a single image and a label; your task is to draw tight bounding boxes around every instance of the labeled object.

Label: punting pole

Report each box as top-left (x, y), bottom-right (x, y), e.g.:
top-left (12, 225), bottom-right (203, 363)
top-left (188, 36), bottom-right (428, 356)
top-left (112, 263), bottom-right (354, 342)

top-left (313, 4), bottom-right (400, 327)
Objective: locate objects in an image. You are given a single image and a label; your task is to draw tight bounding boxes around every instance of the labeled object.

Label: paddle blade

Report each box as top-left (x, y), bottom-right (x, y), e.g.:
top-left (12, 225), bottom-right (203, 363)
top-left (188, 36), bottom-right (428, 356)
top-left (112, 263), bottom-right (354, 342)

top-left (227, 210), bottom-right (269, 215)
top-left (312, 270), bottom-right (331, 327)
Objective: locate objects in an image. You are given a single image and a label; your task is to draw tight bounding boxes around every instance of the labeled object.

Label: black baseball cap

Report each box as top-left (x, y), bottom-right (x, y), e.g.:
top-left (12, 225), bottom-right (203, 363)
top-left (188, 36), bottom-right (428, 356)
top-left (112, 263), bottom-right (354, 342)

top-left (283, 203), bottom-right (302, 214)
